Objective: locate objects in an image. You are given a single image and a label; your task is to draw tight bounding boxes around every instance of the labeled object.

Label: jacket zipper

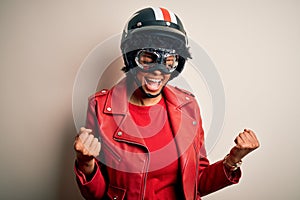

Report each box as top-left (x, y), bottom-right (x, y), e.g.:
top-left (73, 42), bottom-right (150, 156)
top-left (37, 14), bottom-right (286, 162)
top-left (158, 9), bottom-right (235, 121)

top-left (114, 138), bottom-right (150, 200)
top-left (99, 138), bottom-right (122, 162)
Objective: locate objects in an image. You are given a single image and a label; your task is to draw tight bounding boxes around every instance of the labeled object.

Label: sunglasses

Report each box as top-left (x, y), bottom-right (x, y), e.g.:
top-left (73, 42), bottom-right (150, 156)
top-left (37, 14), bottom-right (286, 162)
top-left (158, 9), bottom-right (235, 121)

top-left (135, 48), bottom-right (179, 74)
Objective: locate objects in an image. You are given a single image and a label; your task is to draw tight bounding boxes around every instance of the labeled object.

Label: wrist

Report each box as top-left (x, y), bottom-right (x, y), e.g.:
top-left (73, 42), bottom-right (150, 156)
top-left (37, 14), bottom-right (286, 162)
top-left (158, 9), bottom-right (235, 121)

top-left (76, 158), bottom-right (95, 175)
top-left (223, 154), bottom-right (242, 171)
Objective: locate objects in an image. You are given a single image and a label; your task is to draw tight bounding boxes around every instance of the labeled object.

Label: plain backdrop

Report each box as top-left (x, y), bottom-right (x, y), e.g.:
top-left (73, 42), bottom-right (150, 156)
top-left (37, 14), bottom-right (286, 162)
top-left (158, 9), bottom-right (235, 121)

top-left (0, 0), bottom-right (299, 199)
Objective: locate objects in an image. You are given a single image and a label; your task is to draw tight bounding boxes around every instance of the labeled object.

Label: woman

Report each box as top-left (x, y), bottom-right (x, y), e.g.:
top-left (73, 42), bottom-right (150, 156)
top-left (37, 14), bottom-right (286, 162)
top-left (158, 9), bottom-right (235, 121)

top-left (74, 7), bottom-right (259, 200)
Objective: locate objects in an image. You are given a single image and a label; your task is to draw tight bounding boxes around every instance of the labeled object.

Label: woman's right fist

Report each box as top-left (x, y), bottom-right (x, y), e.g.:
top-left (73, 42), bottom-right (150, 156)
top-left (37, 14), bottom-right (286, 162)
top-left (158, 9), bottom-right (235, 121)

top-left (74, 127), bottom-right (101, 162)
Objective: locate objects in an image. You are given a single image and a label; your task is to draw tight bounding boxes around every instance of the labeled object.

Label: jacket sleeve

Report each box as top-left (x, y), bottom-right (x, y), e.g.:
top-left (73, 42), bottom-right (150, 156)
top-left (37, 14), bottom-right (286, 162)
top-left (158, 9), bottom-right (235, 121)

top-left (74, 161), bottom-right (107, 199)
top-left (194, 99), bottom-right (241, 196)
top-left (74, 95), bottom-right (108, 199)
top-left (197, 134), bottom-right (242, 196)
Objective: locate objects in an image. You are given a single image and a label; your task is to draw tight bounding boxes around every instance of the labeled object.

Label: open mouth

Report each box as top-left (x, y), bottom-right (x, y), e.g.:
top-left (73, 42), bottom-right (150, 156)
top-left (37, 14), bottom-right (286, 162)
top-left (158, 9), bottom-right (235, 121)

top-left (144, 77), bottom-right (163, 91)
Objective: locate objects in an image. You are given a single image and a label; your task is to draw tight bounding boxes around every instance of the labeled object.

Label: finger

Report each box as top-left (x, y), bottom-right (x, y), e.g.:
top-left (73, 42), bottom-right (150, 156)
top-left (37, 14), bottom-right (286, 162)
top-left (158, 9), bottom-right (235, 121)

top-left (239, 131), bottom-right (260, 150)
top-left (244, 128), bottom-right (252, 133)
top-left (240, 131), bottom-right (251, 142)
top-left (94, 142), bottom-right (101, 157)
top-left (234, 135), bottom-right (244, 149)
top-left (235, 132), bottom-right (252, 149)
top-left (79, 127), bottom-right (92, 135)
top-left (79, 128), bottom-right (94, 142)
top-left (80, 127), bottom-right (85, 132)
top-left (244, 129), bottom-right (255, 138)
top-left (79, 131), bottom-right (89, 143)
top-left (234, 132), bottom-right (243, 144)
top-left (74, 139), bottom-right (84, 151)
top-left (83, 134), bottom-right (94, 148)
top-left (89, 137), bottom-right (99, 150)
top-left (248, 130), bottom-right (259, 144)
top-left (85, 128), bottom-right (93, 133)
top-left (244, 129), bottom-right (259, 142)
top-left (246, 131), bottom-right (260, 148)
top-left (234, 136), bottom-right (241, 145)
top-left (242, 130), bottom-right (259, 144)
top-left (90, 138), bottom-right (101, 156)
top-left (235, 129), bottom-right (248, 143)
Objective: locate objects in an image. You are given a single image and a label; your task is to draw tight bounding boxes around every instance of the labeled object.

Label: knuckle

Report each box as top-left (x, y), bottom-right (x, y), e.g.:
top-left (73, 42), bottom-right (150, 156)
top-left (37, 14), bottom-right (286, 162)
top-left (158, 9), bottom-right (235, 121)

top-left (255, 142), bottom-right (260, 148)
top-left (82, 149), bottom-right (88, 155)
top-left (79, 132), bottom-right (87, 140)
top-left (74, 144), bottom-right (80, 151)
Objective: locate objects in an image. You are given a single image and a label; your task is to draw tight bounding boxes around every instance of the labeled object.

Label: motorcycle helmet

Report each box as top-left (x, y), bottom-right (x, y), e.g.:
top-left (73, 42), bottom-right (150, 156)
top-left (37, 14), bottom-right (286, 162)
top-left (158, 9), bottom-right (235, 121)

top-left (120, 7), bottom-right (191, 79)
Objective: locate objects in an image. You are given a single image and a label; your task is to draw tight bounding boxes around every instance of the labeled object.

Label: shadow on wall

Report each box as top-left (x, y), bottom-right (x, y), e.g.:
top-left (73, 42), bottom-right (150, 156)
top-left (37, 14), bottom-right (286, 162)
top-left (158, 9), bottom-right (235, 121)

top-left (57, 57), bottom-right (125, 199)
top-left (57, 117), bottom-right (83, 200)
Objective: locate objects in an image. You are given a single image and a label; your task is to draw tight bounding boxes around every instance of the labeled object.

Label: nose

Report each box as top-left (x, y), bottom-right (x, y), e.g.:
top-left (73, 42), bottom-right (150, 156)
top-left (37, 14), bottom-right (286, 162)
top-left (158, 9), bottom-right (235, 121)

top-left (152, 70), bottom-right (163, 75)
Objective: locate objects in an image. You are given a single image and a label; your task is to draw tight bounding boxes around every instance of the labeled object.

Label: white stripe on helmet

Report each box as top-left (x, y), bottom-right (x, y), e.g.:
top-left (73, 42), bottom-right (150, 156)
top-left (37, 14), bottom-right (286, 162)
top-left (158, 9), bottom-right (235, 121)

top-left (151, 7), bottom-right (178, 24)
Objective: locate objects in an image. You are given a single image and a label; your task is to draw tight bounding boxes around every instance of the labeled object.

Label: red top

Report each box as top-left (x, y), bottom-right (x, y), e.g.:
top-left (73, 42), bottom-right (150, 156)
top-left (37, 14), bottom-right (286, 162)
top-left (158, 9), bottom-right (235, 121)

top-left (129, 98), bottom-right (183, 199)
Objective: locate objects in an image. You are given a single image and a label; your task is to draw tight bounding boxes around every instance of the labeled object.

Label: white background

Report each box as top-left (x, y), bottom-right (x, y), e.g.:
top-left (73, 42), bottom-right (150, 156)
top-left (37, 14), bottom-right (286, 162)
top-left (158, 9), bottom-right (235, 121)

top-left (0, 0), bottom-right (299, 199)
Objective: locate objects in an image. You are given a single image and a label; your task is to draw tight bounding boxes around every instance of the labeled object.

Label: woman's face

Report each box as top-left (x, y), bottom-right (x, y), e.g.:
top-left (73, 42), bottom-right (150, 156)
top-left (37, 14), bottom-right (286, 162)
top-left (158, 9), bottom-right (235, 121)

top-left (135, 69), bottom-right (171, 97)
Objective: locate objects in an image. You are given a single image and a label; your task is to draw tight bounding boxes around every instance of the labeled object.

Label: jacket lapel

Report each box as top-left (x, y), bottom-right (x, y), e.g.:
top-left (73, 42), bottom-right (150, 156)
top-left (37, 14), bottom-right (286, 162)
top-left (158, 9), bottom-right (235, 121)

top-left (164, 85), bottom-right (199, 199)
top-left (103, 78), bottom-right (147, 147)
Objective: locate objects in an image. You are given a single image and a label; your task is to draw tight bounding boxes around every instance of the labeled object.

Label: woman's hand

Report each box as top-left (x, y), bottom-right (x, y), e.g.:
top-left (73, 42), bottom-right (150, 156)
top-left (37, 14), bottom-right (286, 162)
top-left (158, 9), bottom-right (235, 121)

top-left (74, 127), bottom-right (101, 175)
top-left (228, 129), bottom-right (260, 163)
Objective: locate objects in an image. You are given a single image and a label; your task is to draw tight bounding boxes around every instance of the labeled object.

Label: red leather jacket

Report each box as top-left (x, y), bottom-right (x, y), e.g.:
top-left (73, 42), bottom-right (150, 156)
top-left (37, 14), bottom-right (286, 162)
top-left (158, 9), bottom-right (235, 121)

top-left (75, 78), bottom-right (241, 200)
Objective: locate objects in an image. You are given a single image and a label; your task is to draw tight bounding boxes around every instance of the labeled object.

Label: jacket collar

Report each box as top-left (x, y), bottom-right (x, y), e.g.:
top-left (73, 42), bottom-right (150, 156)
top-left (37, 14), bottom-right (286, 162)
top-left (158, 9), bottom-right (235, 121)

top-left (103, 78), bottom-right (129, 115)
top-left (103, 77), bottom-right (193, 115)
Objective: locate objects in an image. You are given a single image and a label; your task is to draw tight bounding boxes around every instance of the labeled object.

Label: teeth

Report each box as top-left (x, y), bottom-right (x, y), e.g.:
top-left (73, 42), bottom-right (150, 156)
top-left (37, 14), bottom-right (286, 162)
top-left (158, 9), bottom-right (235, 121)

top-left (147, 78), bottom-right (161, 83)
top-left (144, 77), bottom-right (162, 91)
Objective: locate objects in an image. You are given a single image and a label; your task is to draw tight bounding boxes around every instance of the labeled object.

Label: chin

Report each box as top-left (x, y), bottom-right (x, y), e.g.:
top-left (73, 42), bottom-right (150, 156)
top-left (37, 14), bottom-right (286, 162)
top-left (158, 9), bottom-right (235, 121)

top-left (142, 86), bottom-right (163, 97)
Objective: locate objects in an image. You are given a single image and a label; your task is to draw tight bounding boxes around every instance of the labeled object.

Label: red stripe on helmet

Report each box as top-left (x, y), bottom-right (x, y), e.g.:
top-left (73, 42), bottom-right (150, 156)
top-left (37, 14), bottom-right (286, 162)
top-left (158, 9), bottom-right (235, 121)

top-left (160, 8), bottom-right (171, 22)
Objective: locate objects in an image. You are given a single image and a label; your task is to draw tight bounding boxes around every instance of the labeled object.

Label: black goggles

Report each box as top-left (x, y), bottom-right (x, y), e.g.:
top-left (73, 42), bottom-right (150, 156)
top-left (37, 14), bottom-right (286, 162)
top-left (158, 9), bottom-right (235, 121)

top-left (135, 48), bottom-right (179, 74)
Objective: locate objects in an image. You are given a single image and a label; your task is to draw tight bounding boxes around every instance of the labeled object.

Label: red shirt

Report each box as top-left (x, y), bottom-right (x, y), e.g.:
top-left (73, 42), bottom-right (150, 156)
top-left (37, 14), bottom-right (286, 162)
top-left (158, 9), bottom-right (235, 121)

top-left (129, 98), bottom-right (183, 199)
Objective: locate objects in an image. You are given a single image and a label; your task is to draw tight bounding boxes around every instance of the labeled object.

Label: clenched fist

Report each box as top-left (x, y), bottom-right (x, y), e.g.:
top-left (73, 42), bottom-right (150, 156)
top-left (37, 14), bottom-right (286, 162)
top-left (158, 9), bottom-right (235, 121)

top-left (229, 129), bottom-right (260, 163)
top-left (74, 127), bottom-right (101, 175)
